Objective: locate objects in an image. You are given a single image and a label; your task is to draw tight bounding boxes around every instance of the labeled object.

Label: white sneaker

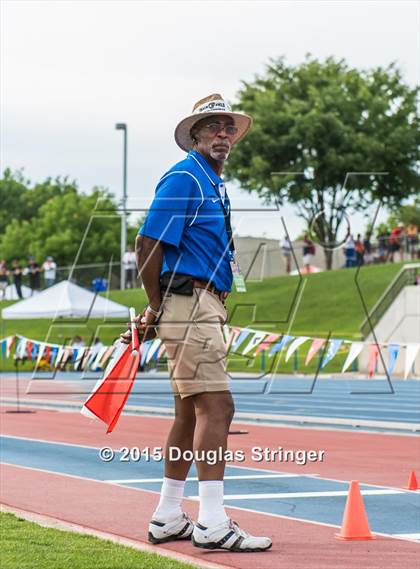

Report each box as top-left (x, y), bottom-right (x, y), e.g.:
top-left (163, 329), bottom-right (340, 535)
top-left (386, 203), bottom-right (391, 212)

top-left (192, 518), bottom-right (272, 552)
top-left (148, 513), bottom-right (194, 544)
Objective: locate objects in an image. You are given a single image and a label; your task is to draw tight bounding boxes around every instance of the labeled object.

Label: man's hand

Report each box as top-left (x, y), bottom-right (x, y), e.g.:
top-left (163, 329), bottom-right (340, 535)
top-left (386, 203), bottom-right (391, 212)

top-left (120, 307), bottom-right (158, 344)
top-left (119, 235), bottom-right (163, 346)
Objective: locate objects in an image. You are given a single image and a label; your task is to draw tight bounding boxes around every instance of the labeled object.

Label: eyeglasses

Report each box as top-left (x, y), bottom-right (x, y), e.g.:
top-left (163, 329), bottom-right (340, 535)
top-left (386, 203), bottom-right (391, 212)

top-left (201, 123), bottom-right (238, 136)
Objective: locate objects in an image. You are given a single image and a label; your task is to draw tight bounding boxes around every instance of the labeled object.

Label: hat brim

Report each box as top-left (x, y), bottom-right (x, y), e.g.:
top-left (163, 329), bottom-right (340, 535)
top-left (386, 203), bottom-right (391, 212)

top-left (174, 111), bottom-right (252, 152)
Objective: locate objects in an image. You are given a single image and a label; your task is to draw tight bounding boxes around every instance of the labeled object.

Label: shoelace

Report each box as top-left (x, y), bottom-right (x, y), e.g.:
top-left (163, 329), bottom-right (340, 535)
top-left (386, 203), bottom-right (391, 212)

top-left (229, 519), bottom-right (249, 538)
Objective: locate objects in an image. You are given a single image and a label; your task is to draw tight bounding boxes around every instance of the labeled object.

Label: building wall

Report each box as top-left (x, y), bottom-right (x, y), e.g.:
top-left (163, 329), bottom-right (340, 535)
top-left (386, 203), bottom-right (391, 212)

top-left (358, 286), bottom-right (420, 377)
top-left (235, 236), bottom-right (344, 279)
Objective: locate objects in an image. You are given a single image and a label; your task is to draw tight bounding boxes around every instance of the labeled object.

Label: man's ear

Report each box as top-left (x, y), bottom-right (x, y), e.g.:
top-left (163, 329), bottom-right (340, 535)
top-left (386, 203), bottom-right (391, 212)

top-left (191, 129), bottom-right (199, 145)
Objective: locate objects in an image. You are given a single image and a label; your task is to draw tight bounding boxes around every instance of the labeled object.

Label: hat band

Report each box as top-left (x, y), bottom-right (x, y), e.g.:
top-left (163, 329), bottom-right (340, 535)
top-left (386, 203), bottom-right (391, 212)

top-left (193, 100), bottom-right (232, 115)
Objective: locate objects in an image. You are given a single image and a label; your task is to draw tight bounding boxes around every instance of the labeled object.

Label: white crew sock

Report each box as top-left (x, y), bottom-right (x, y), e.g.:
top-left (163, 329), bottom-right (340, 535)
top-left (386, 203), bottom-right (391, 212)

top-left (152, 477), bottom-right (185, 522)
top-left (198, 480), bottom-right (229, 528)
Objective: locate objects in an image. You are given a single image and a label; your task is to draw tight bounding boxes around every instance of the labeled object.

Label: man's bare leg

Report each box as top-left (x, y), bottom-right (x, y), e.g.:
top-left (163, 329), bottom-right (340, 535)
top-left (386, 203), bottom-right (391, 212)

top-left (192, 391), bottom-right (234, 527)
top-left (192, 391), bottom-right (234, 480)
top-left (152, 395), bottom-right (195, 522)
top-left (189, 390), bottom-right (272, 551)
top-left (164, 395), bottom-right (196, 480)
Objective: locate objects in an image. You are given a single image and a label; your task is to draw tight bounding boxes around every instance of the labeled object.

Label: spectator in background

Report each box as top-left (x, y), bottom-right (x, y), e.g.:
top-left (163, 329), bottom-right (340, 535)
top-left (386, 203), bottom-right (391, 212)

top-left (302, 235), bottom-right (315, 273)
top-left (26, 257), bottom-right (41, 294)
top-left (90, 336), bottom-right (105, 371)
top-left (377, 230), bottom-right (388, 263)
top-left (90, 336), bottom-right (104, 354)
top-left (355, 234), bottom-right (365, 266)
top-left (42, 256), bottom-right (57, 287)
top-left (70, 335), bottom-right (85, 370)
top-left (363, 233), bottom-right (373, 265)
top-left (281, 235), bottom-right (292, 274)
top-left (387, 223), bottom-right (404, 263)
top-left (91, 277), bottom-right (108, 292)
top-left (386, 230), bottom-right (394, 262)
top-left (406, 223), bottom-right (419, 260)
top-left (122, 244), bottom-right (137, 289)
top-left (71, 335), bottom-right (85, 349)
top-left (344, 235), bottom-right (356, 268)
top-left (11, 260), bottom-right (23, 299)
top-left (0, 260), bottom-right (9, 301)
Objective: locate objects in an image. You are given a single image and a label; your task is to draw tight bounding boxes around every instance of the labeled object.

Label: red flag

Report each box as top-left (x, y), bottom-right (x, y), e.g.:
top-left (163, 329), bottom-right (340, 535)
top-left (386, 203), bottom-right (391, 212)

top-left (368, 343), bottom-right (379, 378)
top-left (44, 345), bottom-right (51, 362)
top-left (255, 333), bottom-right (280, 354)
top-left (82, 308), bottom-right (141, 433)
top-left (26, 341), bottom-right (33, 360)
top-left (305, 338), bottom-right (325, 366)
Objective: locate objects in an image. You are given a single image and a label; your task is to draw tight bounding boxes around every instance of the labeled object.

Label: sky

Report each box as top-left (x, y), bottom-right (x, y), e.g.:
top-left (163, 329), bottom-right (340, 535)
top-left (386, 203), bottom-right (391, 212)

top-left (1, 0), bottom-right (419, 240)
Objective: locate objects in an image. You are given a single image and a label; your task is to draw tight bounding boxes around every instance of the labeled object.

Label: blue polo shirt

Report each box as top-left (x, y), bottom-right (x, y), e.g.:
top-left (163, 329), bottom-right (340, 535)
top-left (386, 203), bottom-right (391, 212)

top-left (138, 150), bottom-right (233, 292)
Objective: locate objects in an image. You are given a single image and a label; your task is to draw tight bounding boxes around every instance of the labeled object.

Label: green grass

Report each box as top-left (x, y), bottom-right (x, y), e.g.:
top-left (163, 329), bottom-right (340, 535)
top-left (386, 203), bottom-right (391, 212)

top-left (0, 512), bottom-right (196, 569)
top-left (0, 262), bottom-right (407, 373)
top-left (107, 262), bottom-right (407, 337)
top-left (225, 262), bottom-right (405, 338)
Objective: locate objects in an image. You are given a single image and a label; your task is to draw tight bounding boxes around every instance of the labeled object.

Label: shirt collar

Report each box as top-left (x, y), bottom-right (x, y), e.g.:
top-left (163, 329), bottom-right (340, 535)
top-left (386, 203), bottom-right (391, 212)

top-left (188, 150), bottom-right (224, 187)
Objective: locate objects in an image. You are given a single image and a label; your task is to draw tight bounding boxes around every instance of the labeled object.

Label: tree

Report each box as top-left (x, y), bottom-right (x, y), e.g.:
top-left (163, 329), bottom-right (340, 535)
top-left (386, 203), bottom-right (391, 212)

top-left (0, 168), bottom-right (77, 235)
top-left (0, 219), bottom-right (33, 261)
top-left (226, 56), bottom-right (420, 268)
top-left (389, 197), bottom-right (420, 228)
top-left (367, 198), bottom-right (420, 238)
top-left (0, 171), bottom-right (139, 266)
top-left (0, 169), bottom-right (29, 235)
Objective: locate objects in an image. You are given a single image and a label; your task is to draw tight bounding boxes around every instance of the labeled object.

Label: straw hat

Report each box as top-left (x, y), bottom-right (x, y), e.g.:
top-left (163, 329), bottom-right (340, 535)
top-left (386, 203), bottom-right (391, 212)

top-left (174, 93), bottom-right (252, 152)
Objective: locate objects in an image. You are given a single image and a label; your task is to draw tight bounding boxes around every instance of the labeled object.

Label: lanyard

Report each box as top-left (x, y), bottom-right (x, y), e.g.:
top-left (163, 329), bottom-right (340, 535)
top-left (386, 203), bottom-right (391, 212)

top-left (217, 185), bottom-right (235, 253)
top-left (188, 154), bottom-right (235, 252)
top-left (218, 192), bottom-right (246, 292)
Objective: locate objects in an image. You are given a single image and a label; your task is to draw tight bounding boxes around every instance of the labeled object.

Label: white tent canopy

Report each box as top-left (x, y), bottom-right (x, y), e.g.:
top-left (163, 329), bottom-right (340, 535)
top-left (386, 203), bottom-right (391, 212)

top-left (1, 280), bottom-right (129, 320)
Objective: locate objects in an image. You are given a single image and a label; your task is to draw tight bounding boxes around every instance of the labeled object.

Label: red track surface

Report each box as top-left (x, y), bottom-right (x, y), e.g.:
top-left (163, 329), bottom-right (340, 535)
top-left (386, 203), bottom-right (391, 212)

top-left (1, 405), bottom-right (419, 568)
top-left (0, 376), bottom-right (81, 401)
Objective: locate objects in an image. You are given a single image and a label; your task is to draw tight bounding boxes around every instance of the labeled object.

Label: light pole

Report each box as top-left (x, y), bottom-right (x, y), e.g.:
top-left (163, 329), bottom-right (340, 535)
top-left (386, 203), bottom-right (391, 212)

top-left (115, 122), bottom-right (127, 290)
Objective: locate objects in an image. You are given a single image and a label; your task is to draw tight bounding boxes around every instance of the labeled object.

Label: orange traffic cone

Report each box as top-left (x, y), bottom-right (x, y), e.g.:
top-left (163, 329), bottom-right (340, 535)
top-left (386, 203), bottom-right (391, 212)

top-left (335, 481), bottom-right (374, 540)
top-left (404, 471), bottom-right (419, 490)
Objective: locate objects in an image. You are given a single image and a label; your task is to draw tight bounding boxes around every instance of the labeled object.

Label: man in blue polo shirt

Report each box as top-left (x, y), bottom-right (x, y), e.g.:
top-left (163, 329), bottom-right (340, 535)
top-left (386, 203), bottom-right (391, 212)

top-left (123, 94), bottom-right (272, 552)
top-left (138, 146), bottom-right (233, 293)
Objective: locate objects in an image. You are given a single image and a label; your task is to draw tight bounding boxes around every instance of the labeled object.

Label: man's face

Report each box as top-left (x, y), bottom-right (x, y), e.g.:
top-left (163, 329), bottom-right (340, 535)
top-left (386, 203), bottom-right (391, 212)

top-left (193, 115), bottom-right (236, 162)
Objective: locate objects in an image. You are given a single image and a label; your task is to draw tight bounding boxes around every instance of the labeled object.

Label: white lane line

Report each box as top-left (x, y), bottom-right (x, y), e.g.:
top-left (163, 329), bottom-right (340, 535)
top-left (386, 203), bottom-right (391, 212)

top-left (187, 489), bottom-right (402, 500)
top-left (0, 435), bottom-right (313, 479)
top-left (226, 400), bottom-right (420, 413)
top-left (1, 435), bottom-right (415, 494)
top-left (2, 464), bottom-right (417, 544)
top-left (135, 392), bottom-right (420, 405)
top-left (219, 502), bottom-right (420, 543)
top-left (231, 412), bottom-right (420, 431)
top-left (230, 399), bottom-right (420, 413)
top-left (393, 533), bottom-right (420, 541)
top-left (0, 434), bottom-right (101, 451)
top-left (0, 462), bottom-right (111, 486)
top-left (105, 473), bottom-right (301, 484)
top-left (134, 390), bottom-right (419, 404)
top-left (1, 435), bottom-right (413, 491)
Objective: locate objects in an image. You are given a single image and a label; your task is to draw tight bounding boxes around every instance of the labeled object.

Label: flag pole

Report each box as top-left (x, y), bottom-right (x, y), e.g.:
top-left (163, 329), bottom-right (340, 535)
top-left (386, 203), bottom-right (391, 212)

top-left (129, 307), bottom-right (138, 355)
top-left (6, 358), bottom-right (35, 414)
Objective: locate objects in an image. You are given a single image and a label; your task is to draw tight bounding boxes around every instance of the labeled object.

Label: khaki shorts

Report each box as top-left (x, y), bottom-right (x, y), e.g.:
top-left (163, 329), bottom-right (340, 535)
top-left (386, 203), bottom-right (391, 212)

top-left (157, 288), bottom-right (229, 398)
